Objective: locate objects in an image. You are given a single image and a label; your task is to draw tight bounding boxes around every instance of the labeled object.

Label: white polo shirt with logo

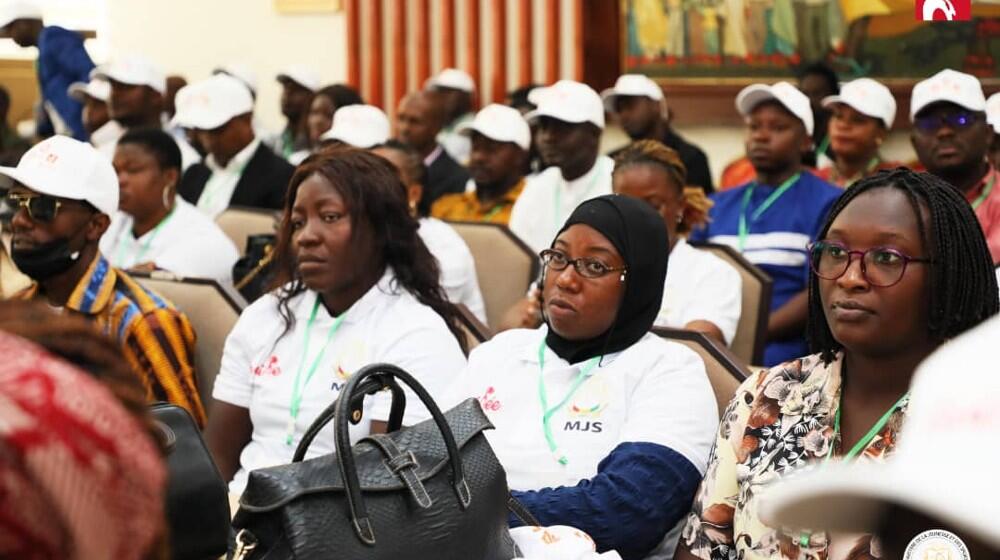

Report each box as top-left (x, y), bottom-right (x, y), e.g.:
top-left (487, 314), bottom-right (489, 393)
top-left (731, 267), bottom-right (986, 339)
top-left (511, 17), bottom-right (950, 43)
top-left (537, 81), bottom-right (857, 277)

top-left (213, 269), bottom-right (468, 493)
top-left (441, 327), bottom-right (718, 491)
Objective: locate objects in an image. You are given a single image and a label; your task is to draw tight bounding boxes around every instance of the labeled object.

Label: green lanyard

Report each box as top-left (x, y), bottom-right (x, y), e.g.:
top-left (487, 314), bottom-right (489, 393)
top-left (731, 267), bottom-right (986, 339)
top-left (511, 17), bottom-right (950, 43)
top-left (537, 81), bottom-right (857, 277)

top-left (115, 210), bottom-right (175, 266)
top-left (972, 173), bottom-right (996, 211)
top-left (737, 173), bottom-right (801, 251)
top-left (482, 203), bottom-right (505, 221)
top-left (554, 159), bottom-right (605, 230)
top-left (536, 340), bottom-right (601, 466)
top-left (285, 294), bottom-right (348, 446)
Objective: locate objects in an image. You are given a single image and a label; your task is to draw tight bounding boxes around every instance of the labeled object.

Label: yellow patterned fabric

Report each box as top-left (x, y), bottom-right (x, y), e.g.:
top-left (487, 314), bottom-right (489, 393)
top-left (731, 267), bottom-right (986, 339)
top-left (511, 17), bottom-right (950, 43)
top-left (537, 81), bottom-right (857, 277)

top-left (430, 178), bottom-right (526, 225)
top-left (17, 253), bottom-right (206, 426)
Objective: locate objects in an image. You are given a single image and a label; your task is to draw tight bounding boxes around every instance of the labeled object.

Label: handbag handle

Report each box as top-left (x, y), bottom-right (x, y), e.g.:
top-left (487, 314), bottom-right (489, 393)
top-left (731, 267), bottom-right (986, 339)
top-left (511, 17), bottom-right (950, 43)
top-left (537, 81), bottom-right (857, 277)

top-left (334, 363), bottom-right (472, 546)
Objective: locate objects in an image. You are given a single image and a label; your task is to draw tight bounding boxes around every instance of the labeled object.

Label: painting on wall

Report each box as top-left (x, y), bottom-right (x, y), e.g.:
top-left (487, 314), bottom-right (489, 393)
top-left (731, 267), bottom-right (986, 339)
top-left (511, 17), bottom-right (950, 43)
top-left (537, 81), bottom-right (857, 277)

top-left (622, 0), bottom-right (1000, 81)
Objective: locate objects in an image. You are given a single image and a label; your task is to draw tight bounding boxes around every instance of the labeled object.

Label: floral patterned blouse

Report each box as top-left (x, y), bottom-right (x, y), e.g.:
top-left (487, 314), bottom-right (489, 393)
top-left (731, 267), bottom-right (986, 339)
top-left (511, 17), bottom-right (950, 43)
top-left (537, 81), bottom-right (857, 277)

top-left (680, 353), bottom-right (909, 560)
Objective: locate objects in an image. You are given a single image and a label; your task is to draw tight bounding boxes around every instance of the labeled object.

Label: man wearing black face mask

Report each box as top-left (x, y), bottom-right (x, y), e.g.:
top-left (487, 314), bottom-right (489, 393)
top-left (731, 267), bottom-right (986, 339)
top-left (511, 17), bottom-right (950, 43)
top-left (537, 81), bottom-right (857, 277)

top-left (0, 135), bottom-right (206, 426)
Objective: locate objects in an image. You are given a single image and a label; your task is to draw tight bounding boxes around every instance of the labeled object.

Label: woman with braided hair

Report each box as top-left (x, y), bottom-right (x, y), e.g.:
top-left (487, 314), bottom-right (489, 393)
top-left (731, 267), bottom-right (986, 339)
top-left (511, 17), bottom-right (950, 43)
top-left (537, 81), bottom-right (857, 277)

top-left (676, 167), bottom-right (998, 560)
top-left (612, 139), bottom-right (743, 345)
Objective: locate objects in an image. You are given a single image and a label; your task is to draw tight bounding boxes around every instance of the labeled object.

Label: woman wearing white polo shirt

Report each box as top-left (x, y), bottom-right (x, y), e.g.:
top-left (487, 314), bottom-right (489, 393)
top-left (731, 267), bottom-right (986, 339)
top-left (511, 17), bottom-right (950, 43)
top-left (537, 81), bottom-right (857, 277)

top-left (444, 195), bottom-right (718, 559)
top-left (204, 149), bottom-right (468, 493)
top-left (100, 128), bottom-right (238, 282)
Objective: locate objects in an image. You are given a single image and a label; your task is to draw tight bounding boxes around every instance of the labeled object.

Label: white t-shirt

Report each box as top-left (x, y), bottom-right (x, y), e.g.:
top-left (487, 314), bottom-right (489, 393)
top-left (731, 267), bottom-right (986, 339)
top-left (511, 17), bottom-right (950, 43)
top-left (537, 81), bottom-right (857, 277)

top-left (508, 156), bottom-right (615, 253)
top-left (441, 327), bottom-right (718, 492)
top-left (100, 198), bottom-right (240, 283)
top-left (196, 138), bottom-right (261, 218)
top-left (213, 270), bottom-right (467, 493)
top-left (418, 217), bottom-right (487, 323)
top-left (655, 238), bottom-right (743, 345)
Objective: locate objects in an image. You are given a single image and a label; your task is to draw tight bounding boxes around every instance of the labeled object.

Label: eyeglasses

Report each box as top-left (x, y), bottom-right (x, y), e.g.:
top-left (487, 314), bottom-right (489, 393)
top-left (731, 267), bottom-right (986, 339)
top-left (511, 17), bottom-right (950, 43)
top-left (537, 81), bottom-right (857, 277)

top-left (6, 192), bottom-right (65, 223)
top-left (539, 249), bottom-right (627, 280)
top-left (808, 241), bottom-right (932, 288)
top-left (913, 111), bottom-right (982, 133)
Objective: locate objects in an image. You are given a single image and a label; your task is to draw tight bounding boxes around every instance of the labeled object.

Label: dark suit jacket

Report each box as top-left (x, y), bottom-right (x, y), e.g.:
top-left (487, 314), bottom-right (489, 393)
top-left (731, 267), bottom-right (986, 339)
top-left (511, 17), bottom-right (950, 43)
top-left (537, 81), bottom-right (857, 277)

top-left (178, 142), bottom-right (295, 211)
top-left (421, 147), bottom-right (470, 215)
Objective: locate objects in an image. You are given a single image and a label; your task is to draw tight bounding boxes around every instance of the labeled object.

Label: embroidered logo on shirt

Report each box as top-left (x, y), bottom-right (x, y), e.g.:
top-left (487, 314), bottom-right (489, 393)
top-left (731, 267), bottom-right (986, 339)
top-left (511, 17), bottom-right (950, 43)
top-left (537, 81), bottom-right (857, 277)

top-left (564, 378), bottom-right (609, 433)
top-left (252, 355), bottom-right (282, 377)
top-left (331, 340), bottom-right (367, 391)
top-left (477, 386), bottom-right (502, 412)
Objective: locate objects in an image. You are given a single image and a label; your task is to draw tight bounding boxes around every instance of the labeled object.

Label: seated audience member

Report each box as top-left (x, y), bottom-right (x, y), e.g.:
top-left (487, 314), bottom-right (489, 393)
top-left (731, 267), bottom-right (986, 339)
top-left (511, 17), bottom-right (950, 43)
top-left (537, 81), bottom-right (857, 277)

top-left (93, 54), bottom-right (200, 170)
top-left (613, 140), bottom-right (741, 345)
top-left (797, 61), bottom-right (839, 167)
top-left (426, 68), bottom-right (477, 163)
top-left (395, 90), bottom-right (470, 214)
top-left (204, 149), bottom-right (468, 493)
top-left (816, 78), bottom-right (901, 188)
top-left (675, 168), bottom-right (999, 560)
top-left (0, 322), bottom-right (167, 560)
top-left (174, 74), bottom-right (294, 216)
top-left (988, 92), bottom-right (1000, 169)
top-left (510, 80), bottom-right (614, 253)
top-left (68, 77), bottom-right (124, 158)
top-left (213, 62), bottom-right (274, 143)
top-left (319, 103), bottom-right (390, 149)
top-left (302, 84), bottom-right (362, 154)
top-left (101, 128), bottom-right (238, 282)
top-left (372, 140), bottom-right (488, 323)
top-left (443, 195), bottom-right (718, 559)
top-left (603, 74), bottom-right (714, 193)
top-left (910, 69), bottom-right (1000, 264)
top-left (690, 82), bottom-right (842, 366)
top-left (1, 135), bottom-right (205, 425)
top-left (431, 103), bottom-right (530, 225)
top-left (507, 83), bottom-right (546, 174)
top-left (274, 65), bottom-right (319, 161)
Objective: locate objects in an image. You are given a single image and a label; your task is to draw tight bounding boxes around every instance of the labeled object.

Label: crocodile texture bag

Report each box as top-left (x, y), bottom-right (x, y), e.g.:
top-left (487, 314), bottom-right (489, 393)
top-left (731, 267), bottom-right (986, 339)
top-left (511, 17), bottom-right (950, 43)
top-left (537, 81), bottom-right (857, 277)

top-left (231, 363), bottom-right (528, 559)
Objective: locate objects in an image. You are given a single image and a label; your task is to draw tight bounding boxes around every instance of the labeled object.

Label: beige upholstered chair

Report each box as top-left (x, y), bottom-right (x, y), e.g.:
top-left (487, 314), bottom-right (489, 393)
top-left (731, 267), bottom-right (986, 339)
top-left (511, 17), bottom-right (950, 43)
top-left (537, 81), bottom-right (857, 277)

top-left (215, 206), bottom-right (281, 254)
top-left (688, 241), bottom-right (773, 366)
top-left (653, 327), bottom-right (751, 418)
top-left (132, 271), bottom-right (247, 408)
top-left (446, 221), bottom-right (539, 331)
top-left (454, 302), bottom-right (492, 355)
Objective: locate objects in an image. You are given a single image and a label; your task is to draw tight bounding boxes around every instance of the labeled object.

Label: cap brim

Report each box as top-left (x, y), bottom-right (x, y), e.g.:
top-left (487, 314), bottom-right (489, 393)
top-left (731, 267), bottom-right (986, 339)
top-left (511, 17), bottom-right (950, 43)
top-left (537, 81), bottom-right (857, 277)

top-left (820, 94), bottom-right (844, 110)
top-left (911, 98), bottom-right (987, 121)
top-left (276, 74), bottom-right (316, 92)
top-left (67, 83), bottom-right (88, 102)
top-left (736, 85), bottom-right (779, 117)
top-left (524, 108), bottom-right (593, 127)
top-left (0, 166), bottom-right (85, 202)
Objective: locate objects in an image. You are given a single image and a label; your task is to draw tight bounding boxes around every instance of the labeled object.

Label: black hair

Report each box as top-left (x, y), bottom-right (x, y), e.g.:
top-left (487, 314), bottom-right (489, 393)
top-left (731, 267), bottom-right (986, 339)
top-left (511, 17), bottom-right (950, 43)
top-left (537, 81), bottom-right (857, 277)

top-left (117, 127), bottom-right (182, 172)
top-left (797, 61), bottom-right (840, 96)
top-left (315, 84), bottom-right (363, 111)
top-left (808, 168), bottom-right (999, 363)
top-left (507, 84), bottom-right (540, 112)
top-left (373, 139), bottom-right (427, 186)
top-left (270, 147), bottom-right (466, 352)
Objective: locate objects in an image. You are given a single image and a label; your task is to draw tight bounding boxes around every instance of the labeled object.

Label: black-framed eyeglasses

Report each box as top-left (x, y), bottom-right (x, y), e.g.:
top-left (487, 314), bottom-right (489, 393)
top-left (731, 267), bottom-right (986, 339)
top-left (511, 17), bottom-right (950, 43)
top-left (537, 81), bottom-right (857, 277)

top-left (539, 249), bottom-right (627, 280)
top-left (808, 241), bottom-right (932, 288)
top-left (6, 192), bottom-right (65, 223)
top-left (913, 110), bottom-right (982, 133)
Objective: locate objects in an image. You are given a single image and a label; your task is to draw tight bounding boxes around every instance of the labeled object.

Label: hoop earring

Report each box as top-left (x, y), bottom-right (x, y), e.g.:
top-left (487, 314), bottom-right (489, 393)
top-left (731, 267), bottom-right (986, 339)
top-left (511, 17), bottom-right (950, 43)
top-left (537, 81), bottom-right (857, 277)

top-left (162, 184), bottom-right (175, 209)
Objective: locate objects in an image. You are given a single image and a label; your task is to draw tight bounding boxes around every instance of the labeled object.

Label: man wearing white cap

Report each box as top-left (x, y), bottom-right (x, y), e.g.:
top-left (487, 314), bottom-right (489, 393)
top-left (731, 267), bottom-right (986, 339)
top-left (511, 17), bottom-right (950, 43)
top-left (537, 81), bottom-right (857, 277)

top-left (319, 104), bottom-right (390, 149)
top-left (508, 80), bottom-right (614, 253)
top-left (275, 65), bottom-right (319, 161)
top-left (426, 68), bottom-right (476, 163)
top-left (1, 0), bottom-right (94, 140)
top-left (689, 82), bottom-right (841, 367)
top-left (602, 74), bottom-right (714, 193)
top-left (174, 74), bottom-right (294, 217)
top-left (0, 135), bottom-right (205, 426)
top-left (431, 104), bottom-right (529, 225)
top-left (396, 90), bottom-right (470, 214)
top-left (911, 69), bottom-right (1000, 264)
top-left (67, 77), bottom-right (123, 159)
top-left (761, 314), bottom-right (1000, 559)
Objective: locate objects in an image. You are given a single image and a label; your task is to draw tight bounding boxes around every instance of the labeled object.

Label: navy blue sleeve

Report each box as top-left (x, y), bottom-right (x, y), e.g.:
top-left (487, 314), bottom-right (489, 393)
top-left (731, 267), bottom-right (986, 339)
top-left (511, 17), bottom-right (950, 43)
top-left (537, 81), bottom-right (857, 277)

top-left (509, 442), bottom-right (702, 560)
top-left (38, 28), bottom-right (94, 140)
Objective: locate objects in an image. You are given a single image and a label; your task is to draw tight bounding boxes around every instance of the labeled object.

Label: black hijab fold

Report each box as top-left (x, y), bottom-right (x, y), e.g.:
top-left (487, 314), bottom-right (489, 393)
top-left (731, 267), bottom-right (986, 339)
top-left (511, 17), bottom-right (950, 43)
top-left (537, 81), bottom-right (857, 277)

top-left (544, 194), bottom-right (669, 363)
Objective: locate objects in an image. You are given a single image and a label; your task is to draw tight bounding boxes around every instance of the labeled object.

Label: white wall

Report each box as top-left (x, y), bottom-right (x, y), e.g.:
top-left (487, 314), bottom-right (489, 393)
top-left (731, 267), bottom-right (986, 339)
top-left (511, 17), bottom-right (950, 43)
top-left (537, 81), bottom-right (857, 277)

top-left (104, 0), bottom-right (347, 131)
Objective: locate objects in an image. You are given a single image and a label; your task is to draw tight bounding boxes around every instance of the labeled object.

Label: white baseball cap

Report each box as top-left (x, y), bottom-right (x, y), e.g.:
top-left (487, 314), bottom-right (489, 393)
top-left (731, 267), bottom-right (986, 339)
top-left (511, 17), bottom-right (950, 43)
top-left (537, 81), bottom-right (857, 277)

top-left (425, 68), bottom-right (476, 93)
top-left (600, 74), bottom-right (664, 114)
top-left (319, 104), bottom-right (390, 149)
top-left (0, 0), bottom-right (42, 29)
top-left (760, 315), bottom-right (1000, 550)
top-left (214, 63), bottom-right (259, 96)
top-left (985, 92), bottom-right (1000, 134)
top-left (92, 54), bottom-right (166, 95)
top-left (736, 81), bottom-right (814, 136)
top-left (68, 78), bottom-right (111, 104)
top-left (170, 74), bottom-right (254, 131)
top-left (821, 77), bottom-right (896, 129)
top-left (525, 80), bottom-right (605, 129)
top-left (276, 65), bottom-right (320, 93)
top-left (910, 68), bottom-right (986, 120)
top-left (510, 526), bottom-right (622, 560)
top-left (0, 136), bottom-right (118, 216)
top-left (457, 104), bottom-right (531, 150)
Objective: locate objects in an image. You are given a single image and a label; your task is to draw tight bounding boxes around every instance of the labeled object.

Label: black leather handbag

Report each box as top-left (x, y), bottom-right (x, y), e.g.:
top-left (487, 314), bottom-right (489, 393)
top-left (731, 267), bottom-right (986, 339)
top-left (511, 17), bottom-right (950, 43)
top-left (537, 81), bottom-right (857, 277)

top-left (230, 363), bottom-right (528, 560)
top-left (150, 402), bottom-right (231, 560)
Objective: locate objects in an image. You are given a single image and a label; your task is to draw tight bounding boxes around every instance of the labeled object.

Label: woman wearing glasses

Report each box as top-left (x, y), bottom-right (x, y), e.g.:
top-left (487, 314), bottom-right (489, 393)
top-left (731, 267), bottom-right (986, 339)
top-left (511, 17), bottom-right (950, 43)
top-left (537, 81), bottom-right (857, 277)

top-left (443, 194), bottom-right (719, 559)
top-left (676, 168), bottom-right (998, 560)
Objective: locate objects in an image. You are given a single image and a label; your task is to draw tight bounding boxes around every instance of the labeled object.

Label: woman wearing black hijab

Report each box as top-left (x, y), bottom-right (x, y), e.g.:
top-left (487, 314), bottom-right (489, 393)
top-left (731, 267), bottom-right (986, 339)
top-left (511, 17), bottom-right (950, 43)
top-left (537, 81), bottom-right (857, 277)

top-left (442, 194), bottom-right (719, 559)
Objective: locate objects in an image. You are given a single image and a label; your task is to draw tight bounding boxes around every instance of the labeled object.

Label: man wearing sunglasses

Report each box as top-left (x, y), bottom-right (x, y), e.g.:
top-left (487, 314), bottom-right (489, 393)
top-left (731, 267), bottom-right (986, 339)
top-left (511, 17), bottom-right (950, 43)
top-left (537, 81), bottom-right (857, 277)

top-left (911, 69), bottom-right (1000, 264)
top-left (0, 135), bottom-right (206, 426)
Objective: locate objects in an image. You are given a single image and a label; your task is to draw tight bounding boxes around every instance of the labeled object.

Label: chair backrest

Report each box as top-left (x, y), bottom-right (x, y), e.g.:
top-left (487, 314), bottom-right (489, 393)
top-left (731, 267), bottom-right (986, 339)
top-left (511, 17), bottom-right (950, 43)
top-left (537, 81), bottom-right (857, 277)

top-left (446, 221), bottom-right (539, 330)
top-left (453, 303), bottom-right (493, 356)
top-left (689, 241), bottom-right (773, 366)
top-left (132, 271), bottom-right (247, 407)
top-left (215, 206), bottom-right (281, 254)
top-left (653, 327), bottom-right (750, 418)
